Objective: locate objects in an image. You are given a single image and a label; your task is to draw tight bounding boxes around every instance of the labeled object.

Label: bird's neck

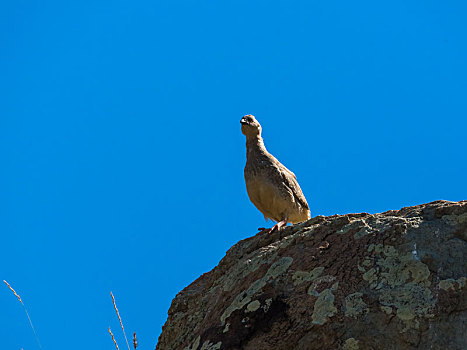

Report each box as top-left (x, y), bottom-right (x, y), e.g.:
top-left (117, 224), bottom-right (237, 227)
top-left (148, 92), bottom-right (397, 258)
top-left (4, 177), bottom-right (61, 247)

top-left (246, 136), bottom-right (267, 159)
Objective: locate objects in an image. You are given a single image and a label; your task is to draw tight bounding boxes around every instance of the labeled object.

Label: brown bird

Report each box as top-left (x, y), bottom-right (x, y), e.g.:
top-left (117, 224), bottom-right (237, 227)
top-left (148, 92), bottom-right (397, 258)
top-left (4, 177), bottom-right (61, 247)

top-left (241, 114), bottom-right (311, 232)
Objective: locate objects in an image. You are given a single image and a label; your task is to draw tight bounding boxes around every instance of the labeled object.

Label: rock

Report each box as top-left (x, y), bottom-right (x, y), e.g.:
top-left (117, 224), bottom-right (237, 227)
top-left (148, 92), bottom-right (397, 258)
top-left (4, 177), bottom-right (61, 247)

top-left (156, 201), bottom-right (467, 350)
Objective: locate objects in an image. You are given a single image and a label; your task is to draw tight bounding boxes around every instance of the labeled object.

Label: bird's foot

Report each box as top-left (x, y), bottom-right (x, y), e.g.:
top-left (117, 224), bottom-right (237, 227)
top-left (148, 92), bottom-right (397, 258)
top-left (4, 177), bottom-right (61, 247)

top-left (258, 220), bottom-right (287, 234)
top-left (271, 220), bottom-right (287, 232)
top-left (258, 227), bottom-right (273, 234)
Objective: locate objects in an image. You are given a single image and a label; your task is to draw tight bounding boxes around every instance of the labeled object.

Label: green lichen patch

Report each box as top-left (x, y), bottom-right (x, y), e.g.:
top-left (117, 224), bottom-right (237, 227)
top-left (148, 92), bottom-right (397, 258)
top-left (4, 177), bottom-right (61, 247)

top-left (216, 235), bottom-right (300, 293)
top-left (357, 263), bottom-right (366, 273)
top-left (459, 213), bottom-right (467, 224)
top-left (380, 306), bottom-right (393, 315)
top-left (373, 244), bottom-right (384, 254)
top-left (184, 336), bottom-right (201, 350)
top-left (354, 227), bottom-right (372, 239)
top-left (344, 292), bottom-right (369, 318)
top-left (362, 248), bottom-right (431, 289)
top-left (312, 288), bottom-right (337, 325)
top-left (292, 267), bottom-right (324, 286)
top-left (439, 277), bottom-right (467, 291)
top-left (362, 268), bottom-right (377, 284)
top-left (337, 219), bottom-right (366, 235)
top-left (379, 282), bottom-right (435, 321)
top-left (218, 250), bottom-right (276, 292)
top-left (222, 323), bottom-right (230, 333)
top-left (278, 234), bottom-right (296, 249)
top-left (200, 340), bottom-right (222, 350)
top-left (382, 254), bottom-right (430, 287)
top-left (262, 298), bottom-right (272, 312)
top-left (360, 245), bottom-right (435, 323)
top-left (246, 300), bottom-right (261, 312)
top-left (220, 257), bottom-right (293, 324)
top-left (336, 218), bottom-right (377, 239)
top-left (308, 275), bottom-right (337, 296)
top-left (267, 256), bottom-right (294, 278)
top-left (442, 213), bottom-right (467, 225)
top-left (342, 338), bottom-right (360, 350)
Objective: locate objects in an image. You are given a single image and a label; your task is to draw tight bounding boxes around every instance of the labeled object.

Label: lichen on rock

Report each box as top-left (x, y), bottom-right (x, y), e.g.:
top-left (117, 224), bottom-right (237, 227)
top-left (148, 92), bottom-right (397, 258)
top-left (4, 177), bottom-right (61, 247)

top-left (359, 243), bottom-right (436, 324)
top-left (312, 287), bottom-right (337, 325)
top-left (439, 277), bottom-right (466, 291)
top-left (344, 292), bottom-right (368, 318)
top-left (157, 200), bottom-right (467, 350)
top-left (292, 267), bottom-right (324, 286)
top-left (220, 256), bottom-right (293, 324)
top-left (342, 337), bottom-right (360, 350)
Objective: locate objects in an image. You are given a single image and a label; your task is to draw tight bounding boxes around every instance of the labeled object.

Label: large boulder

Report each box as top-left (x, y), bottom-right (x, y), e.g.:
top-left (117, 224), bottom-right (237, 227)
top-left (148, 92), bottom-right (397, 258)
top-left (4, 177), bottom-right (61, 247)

top-left (156, 200), bottom-right (467, 350)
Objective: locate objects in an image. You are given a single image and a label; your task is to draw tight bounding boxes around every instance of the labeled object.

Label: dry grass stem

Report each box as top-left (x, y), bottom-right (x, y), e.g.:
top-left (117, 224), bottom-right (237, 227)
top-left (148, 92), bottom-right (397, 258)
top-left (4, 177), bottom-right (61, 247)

top-left (111, 292), bottom-right (131, 350)
top-left (3, 280), bottom-right (42, 350)
top-left (3, 280), bottom-right (22, 303)
top-left (109, 327), bottom-right (120, 350)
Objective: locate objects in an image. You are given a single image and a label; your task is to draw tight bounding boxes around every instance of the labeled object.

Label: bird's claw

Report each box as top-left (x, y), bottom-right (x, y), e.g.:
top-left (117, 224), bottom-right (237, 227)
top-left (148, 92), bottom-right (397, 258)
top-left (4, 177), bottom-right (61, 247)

top-left (258, 225), bottom-right (280, 234)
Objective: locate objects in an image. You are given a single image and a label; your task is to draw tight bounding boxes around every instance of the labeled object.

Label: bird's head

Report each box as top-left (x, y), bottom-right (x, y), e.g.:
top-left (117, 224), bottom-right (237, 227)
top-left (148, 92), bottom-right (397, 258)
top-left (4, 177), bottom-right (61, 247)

top-left (240, 114), bottom-right (262, 138)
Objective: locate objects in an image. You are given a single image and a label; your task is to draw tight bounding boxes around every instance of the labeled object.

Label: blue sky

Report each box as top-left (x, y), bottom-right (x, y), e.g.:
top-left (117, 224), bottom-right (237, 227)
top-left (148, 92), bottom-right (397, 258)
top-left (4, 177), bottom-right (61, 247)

top-left (1, 1), bottom-right (466, 349)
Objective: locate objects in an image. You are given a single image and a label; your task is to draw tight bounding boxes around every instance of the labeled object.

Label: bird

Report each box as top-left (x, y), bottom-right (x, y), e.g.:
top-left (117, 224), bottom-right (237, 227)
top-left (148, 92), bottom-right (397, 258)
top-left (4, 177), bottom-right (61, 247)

top-left (240, 114), bottom-right (311, 233)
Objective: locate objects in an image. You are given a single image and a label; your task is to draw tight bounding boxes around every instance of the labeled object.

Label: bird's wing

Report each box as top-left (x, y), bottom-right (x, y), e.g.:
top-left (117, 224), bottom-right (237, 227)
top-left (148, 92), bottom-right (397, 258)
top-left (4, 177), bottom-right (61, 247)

top-left (277, 163), bottom-right (309, 210)
top-left (260, 155), bottom-right (309, 210)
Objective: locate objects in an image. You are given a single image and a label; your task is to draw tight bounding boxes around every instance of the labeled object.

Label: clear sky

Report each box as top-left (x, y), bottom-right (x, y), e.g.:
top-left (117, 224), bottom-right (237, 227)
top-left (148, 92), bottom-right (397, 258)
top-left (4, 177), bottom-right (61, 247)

top-left (1, 1), bottom-right (466, 349)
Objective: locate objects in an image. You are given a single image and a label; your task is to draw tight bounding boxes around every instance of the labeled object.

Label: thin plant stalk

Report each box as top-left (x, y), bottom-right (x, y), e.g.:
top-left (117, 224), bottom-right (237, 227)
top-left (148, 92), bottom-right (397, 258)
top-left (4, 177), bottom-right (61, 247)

top-left (3, 280), bottom-right (43, 350)
top-left (111, 292), bottom-right (131, 350)
top-left (109, 327), bottom-right (120, 350)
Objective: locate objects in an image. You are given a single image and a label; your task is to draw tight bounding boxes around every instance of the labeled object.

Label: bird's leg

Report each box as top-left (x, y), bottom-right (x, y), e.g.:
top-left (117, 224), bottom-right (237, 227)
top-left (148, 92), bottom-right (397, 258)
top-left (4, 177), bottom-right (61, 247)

top-left (270, 219), bottom-right (287, 232)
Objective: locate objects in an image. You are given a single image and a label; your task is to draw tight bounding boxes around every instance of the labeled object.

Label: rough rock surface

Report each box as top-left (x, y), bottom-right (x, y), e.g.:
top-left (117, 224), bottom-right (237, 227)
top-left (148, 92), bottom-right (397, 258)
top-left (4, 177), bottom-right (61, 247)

top-left (156, 201), bottom-right (467, 350)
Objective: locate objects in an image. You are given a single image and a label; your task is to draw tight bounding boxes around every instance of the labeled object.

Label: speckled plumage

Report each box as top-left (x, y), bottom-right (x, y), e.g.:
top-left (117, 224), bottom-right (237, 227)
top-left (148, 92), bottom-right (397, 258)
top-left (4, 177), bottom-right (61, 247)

top-left (241, 115), bottom-right (310, 231)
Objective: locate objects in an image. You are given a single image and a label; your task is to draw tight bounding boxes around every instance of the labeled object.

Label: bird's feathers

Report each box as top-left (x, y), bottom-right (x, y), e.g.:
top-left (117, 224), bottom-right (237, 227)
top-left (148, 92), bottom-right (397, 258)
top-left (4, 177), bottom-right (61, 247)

top-left (243, 131), bottom-right (310, 224)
